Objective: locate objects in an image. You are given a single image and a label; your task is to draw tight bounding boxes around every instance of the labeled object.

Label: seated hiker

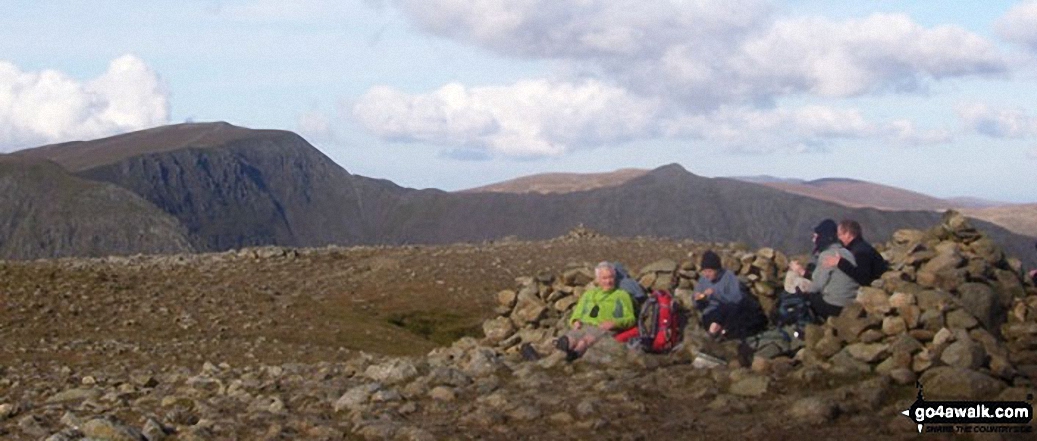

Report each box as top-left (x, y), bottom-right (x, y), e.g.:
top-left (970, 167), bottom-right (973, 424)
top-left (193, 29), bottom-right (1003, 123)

top-left (693, 250), bottom-right (767, 340)
top-left (554, 261), bottom-right (636, 360)
top-left (794, 219), bottom-right (860, 320)
top-left (821, 219), bottom-right (888, 287)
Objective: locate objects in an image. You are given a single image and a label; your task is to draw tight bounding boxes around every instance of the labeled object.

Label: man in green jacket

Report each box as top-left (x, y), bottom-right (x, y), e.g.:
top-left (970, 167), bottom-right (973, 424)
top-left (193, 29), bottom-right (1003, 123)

top-left (555, 261), bottom-right (636, 359)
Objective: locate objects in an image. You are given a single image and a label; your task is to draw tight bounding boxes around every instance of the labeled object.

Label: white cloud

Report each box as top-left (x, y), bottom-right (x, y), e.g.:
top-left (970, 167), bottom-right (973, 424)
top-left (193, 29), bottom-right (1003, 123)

top-left (352, 79), bottom-right (662, 157)
top-left (0, 55), bottom-right (169, 152)
top-left (393, 0), bottom-right (771, 60)
top-left (886, 119), bottom-right (953, 146)
top-left (390, 1), bottom-right (1006, 109)
top-left (957, 103), bottom-right (1037, 138)
top-left (734, 14), bottom-right (1005, 98)
top-left (664, 105), bottom-right (875, 152)
top-left (997, 1), bottom-right (1037, 51)
top-left (357, 1), bottom-right (1008, 155)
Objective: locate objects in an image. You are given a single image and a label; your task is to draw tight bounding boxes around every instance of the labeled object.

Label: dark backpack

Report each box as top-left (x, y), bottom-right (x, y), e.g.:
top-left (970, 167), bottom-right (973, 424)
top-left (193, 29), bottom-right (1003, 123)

top-left (739, 326), bottom-right (805, 360)
top-left (771, 290), bottom-right (817, 332)
top-left (613, 262), bottom-right (646, 305)
top-left (635, 290), bottom-right (682, 353)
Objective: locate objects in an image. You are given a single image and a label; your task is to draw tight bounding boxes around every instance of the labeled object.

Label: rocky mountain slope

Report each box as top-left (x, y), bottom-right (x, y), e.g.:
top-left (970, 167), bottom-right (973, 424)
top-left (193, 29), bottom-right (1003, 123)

top-left (0, 156), bottom-right (193, 260)
top-left (9, 123), bottom-right (1035, 267)
top-left (1, 215), bottom-right (1034, 439)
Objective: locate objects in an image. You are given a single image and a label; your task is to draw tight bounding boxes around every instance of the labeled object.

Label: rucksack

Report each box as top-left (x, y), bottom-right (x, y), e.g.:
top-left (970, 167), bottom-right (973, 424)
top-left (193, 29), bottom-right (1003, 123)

top-left (771, 290), bottom-right (817, 333)
top-left (635, 289), bottom-right (682, 353)
top-left (739, 326), bottom-right (805, 360)
top-left (613, 262), bottom-right (647, 305)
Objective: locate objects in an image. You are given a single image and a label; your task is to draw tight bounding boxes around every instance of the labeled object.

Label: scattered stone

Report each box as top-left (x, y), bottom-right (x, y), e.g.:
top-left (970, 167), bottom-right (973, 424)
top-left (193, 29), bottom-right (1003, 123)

top-left (46, 388), bottom-right (101, 404)
top-left (846, 343), bottom-right (890, 364)
top-left (334, 383), bottom-right (381, 413)
top-left (919, 367), bottom-right (1006, 400)
top-left (428, 386), bottom-right (456, 402)
top-left (0, 403), bottom-right (15, 420)
top-left (857, 287), bottom-right (891, 316)
top-left (81, 417), bottom-right (143, 441)
top-left (788, 397), bottom-right (838, 425)
top-left (940, 340), bottom-right (986, 370)
top-left (729, 375), bottom-right (770, 397)
top-left (364, 359), bottom-right (419, 385)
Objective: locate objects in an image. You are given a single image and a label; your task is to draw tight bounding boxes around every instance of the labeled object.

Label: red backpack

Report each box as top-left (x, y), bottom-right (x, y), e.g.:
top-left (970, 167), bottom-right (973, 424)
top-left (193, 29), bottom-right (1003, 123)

top-left (615, 289), bottom-right (682, 353)
top-left (641, 289), bottom-right (683, 352)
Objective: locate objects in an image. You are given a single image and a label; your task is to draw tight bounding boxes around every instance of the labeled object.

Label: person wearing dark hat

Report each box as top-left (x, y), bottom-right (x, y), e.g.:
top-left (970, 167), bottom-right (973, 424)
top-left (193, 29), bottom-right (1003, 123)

top-left (792, 219), bottom-right (860, 319)
top-left (694, 250), bottom-right (767, 339)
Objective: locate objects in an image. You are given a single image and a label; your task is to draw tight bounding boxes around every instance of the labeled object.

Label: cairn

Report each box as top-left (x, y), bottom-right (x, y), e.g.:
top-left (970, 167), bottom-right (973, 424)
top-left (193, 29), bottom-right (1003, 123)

top-left (485, 211), bottom-right (1036, 400)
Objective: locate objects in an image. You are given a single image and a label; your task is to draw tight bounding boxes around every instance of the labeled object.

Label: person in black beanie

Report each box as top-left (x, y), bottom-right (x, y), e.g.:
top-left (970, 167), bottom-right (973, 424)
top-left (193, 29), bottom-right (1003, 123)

top-left (694, 250), bottom-right (767, 339)
top-left (792, 219), bottom-right (859, 319)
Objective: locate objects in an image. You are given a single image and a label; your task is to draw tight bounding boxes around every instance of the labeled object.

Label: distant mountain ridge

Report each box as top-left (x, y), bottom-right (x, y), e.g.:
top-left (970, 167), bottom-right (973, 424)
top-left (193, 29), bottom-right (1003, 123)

top-left (460, 168), bottom-right (649, 194)
top-left (6, 123), bottom-right (1035, 267)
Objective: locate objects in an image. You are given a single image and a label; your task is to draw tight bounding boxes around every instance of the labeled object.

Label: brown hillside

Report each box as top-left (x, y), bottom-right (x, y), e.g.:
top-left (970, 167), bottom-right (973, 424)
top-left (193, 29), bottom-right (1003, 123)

top-left (460, 168), bottom-right (649, 194)
top-left (762, 178), bottom-right (957, 211)
top-left (962, 204), bottom-right (1037, 238)
top-left (14, 121), bottom-right (288, 172)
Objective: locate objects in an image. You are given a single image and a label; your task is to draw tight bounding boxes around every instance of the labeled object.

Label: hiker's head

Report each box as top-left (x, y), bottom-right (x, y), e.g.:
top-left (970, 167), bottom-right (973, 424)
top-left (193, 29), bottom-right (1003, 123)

top-left (838, 219), bottom-right (861, 246)
top-left (701, 250), bottom-right (722, 282)
top-left (594, 261), bottom-right (616, 290)
top-left (813, 219), bottom-right (838, 250)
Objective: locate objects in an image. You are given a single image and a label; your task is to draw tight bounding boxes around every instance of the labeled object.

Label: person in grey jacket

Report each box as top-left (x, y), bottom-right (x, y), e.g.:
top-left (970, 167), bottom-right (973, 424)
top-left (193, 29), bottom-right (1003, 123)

top-left (791, 219), bottom-right (860, 319)
top-left (694, 250), bottom-right (767, 339)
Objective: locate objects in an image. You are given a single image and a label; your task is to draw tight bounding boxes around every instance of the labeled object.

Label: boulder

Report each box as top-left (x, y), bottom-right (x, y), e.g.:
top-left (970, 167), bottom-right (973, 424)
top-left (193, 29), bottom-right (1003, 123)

top-left (482, 317), bottom-right (515, 345)
top-left (889, 292), bottom-right (916, 310)
top-left (881, 317), bottom-right (907, 336)
top-left (846, 343), bottom-right (890, 364)
top-left (81, 418), bottom-right (143, 441)
top-left (364, 359), bottom-right (419, 385)
top-left (892, 229), bottom-right (925, 245)
top-left (729, 375), bottom-right (770, 397)
top-left (940, 340), bottom-right (986, 370)
top-left (831, 304), bottom-right (878, 343)
top-left (956, 283), bottom-right (1000, 331)
top-left (945, 309), bottom-right (979, 330)
top-left (562, 268), bottom-right (594, 287)
top-left (857, 287), bottom-right (891, 316)
top-left (915, 289), bottom-right (953, 312)
top-left (497, 290), bottom-right (517, 308)
top-left (334, 383), bottom-right (381, 413)
top-left (919, 247), bottom-right (963, 275)
top-left (787, 397), bottom-right (837, 425)
top-left (918, 367), bottom-right (1006, 400)
top-left (511, 290), bottom-right (548, 326)
top-left (641, 259), bottom-right (678, 274)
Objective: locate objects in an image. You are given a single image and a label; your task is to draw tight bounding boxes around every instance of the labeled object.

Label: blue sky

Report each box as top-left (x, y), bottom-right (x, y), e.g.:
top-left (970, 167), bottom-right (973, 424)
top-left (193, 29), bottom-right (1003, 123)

top-left (2, 1), bottom-right (1037, 203)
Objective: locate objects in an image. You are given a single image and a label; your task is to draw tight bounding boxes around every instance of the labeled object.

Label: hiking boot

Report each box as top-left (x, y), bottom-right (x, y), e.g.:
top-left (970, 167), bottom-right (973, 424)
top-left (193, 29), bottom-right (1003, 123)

top-left (554, 337), bottom-right (580, 361)
top-left (737, 341), bottom-right (754, 368)
top-left (520, 343), bottom-right (541, 362)
top-left (554, 336), bottom-right (570, 352)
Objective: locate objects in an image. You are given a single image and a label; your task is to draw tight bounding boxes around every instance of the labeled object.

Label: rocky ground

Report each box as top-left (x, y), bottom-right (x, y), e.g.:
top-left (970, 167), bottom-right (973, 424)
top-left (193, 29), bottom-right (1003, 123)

top-left (1, 219), bottom-right (1035, 440)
